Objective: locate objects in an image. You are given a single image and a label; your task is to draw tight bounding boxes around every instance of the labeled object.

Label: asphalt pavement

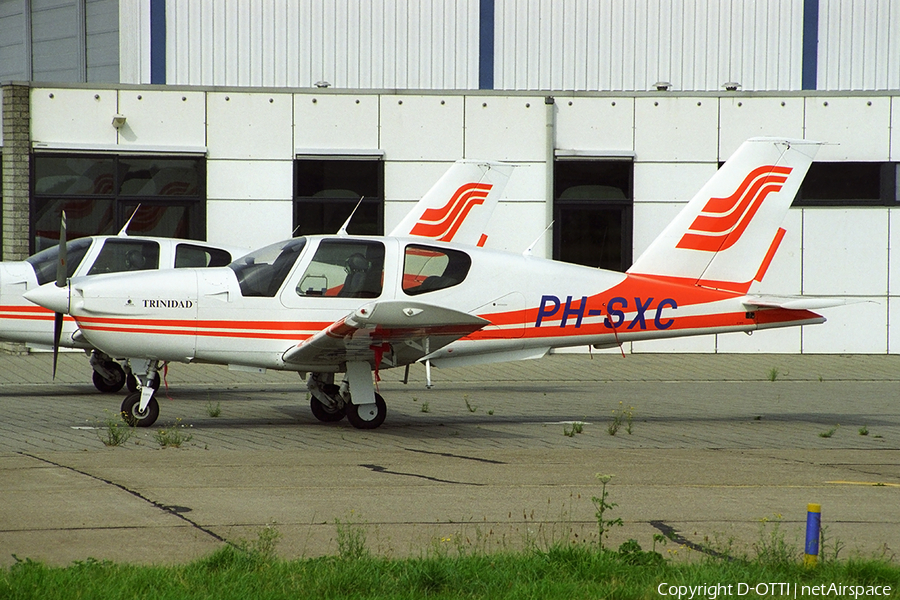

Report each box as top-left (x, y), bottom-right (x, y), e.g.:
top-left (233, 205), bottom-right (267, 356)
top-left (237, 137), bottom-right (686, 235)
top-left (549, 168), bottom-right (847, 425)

top-left (1, 351), bottom-right (899, 566)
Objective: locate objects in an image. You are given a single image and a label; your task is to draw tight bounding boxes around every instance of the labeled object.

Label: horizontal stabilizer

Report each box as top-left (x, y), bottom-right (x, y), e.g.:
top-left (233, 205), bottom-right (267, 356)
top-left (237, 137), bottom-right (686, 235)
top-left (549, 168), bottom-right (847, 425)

top-left (743, 295), bottom-right (849, 311)
top-left (282, 301), bottom-right (487, 369)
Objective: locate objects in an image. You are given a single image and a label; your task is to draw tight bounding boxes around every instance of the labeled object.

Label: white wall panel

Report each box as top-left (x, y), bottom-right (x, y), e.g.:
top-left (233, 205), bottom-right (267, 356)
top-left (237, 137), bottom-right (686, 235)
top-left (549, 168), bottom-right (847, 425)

top-left (207, 199), bottom-right (292, 252)
top-left (116, 90), bottom-right (206, 148)
top-left (464, 96), bottom-right (546, 161)
top-left (889, 209), bottom-right (900, 296)
top-left (632, 334), bottom-right (717, 353)
top-left (631, 202), bottom-right (684, 263)
top-left (889, 298), bottom-right (900, 354)
top-left (633, 162), bottom-right (717, 203)
top-left (380, 96), bottom-right (464, 161)
top-left (802, 209), bottom-right (888, 296)
top-left (167, 0), bottom-right (480, 89)
top-left (30, 88), bottom-right (118, 146)
top-left (818, 0), bottom-right (900, 91)
top-left (892, 97), bottom-right (900, 162)
top-left (718, 97), bottom-right (805, 159)
top-left (494, 0), bottom-right (803, 91)
top-left (206, 92), bottom-right (293, 160)
top-left (384, 161), bottom-right (454, 202)
top-left (716, 327), bottom-right (801, 353)
top-left (801, 298), bottom-right (887, 353)
top-left (555, 98), bottom-right (634, 153)
top-left (206, 160), bottom-right (292, 201)
top-left (293, 93), bottom-right (379, 151)
top-left (481, 202), bottom-right (548, 255)
top-left (634, 97), bottom-right (718, 162)
top-left (804, 96), bottom-right (891, 160)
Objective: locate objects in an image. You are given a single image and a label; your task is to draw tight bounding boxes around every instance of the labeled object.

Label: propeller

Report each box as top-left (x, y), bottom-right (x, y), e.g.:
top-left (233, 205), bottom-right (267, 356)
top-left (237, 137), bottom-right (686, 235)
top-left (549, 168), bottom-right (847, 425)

top-left (52, 210), bottom-right (67, 379)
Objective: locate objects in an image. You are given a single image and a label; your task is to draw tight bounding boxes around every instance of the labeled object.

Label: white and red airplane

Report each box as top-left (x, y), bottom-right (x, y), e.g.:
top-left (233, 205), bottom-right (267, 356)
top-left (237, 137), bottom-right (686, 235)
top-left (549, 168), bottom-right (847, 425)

top-left (0, 218), bottom-right (245, 392)
top-left (26, 138), bottom-right (839, 430)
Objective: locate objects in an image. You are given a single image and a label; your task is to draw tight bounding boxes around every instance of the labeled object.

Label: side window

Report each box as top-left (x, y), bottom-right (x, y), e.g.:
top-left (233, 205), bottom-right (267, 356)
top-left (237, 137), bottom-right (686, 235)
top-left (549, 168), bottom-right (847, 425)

top-left (297, 240), bottom-right (385, 298)
top-left (27, 238), bottom-right (93, 285)
top-left (87, 239), bottom-right (160, 275)
top-left (403, 245), bottom-right (471, 296)
top-left (175, 244), bottom-right (233, 268)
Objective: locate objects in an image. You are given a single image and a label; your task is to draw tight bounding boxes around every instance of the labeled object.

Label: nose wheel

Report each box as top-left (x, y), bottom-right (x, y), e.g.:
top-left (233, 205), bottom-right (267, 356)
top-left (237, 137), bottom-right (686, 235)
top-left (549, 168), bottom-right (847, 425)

top-left (120, 392), bottom-right (160, 427)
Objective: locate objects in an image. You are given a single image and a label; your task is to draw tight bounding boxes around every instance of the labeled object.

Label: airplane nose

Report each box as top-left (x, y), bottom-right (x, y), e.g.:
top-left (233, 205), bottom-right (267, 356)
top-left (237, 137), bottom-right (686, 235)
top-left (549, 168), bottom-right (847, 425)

top-left (23, 282), bottom-right (70, 314)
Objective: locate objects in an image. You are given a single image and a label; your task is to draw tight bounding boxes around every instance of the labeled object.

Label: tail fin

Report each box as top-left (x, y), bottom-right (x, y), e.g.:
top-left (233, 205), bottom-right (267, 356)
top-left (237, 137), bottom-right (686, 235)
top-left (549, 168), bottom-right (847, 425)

top-left (390, 159), bottom-right (513, 246)
top-left (627, 137), bottom-right (821, 292)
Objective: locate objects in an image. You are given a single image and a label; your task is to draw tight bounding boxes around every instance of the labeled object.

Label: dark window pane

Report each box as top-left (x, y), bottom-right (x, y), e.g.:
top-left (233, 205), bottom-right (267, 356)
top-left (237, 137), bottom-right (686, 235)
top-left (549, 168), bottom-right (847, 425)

top-left (230, 238), bottom-right (308, 298)
top-left (27, 237), bottom-right (94, 285)
top-left (403, 245), bottom-right (471, 296)
top-left (87, 239), bottom-right (160, 275)
top-left (33, 198), bottom-right (116, 252)
top-left (119, 203), bottom-right (197, 239)
top-left (555, 161), bottom-right (631, 201)
top-left (35, 156), bottom-right (116, 196)
top-left (293, 199), bottom-right (381, 236)
top-left (118, 158), bottom-right (202, 196)
top-left (557, 206), bottom-right (625, 270)
top-left (296, 240), bottom-right (385, 298)
top-left (796, 162), bottom-right (883, 205)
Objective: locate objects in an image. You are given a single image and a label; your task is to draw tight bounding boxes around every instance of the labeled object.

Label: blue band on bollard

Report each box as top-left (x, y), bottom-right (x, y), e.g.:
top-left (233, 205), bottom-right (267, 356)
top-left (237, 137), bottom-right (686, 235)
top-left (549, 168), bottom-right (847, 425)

top-left (805, 503), bottom-right (821, 565)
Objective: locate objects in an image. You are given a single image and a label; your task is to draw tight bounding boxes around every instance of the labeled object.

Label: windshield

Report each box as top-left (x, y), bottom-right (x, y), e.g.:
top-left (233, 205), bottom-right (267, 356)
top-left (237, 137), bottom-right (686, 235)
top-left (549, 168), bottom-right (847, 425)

top-left (229, 237), bottom-right (307, 297)
top-left (26, 238), bottom-right (93, 285)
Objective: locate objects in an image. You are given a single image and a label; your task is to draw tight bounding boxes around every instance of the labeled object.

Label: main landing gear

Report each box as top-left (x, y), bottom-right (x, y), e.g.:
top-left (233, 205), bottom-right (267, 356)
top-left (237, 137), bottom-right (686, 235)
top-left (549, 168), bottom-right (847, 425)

top-left (120, 360), bottom-right (163, 428)
top-left (88, 350), bottom-right (127, 393)
top-left (307, 363), bottom-right (388, 430)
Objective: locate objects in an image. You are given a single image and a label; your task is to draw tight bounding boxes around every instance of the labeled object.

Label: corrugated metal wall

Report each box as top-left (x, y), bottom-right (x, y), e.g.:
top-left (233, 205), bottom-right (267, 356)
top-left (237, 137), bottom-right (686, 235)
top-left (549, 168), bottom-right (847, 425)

top-left (493, 0), bottom-right (803, 91)
top-left (0, 0), bottom-right (28, 81)
top-left (818, 0), bottom-right (900, 91)
top-left (166, 0), bottom-right (481, 88)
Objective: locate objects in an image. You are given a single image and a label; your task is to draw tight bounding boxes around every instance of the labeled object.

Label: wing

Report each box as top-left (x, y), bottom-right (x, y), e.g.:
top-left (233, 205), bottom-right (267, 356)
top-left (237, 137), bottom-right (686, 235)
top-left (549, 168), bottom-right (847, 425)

top-left (743, 295), bottom-right (848, 311)
top-left (282, 300), bottom-right (488, 370)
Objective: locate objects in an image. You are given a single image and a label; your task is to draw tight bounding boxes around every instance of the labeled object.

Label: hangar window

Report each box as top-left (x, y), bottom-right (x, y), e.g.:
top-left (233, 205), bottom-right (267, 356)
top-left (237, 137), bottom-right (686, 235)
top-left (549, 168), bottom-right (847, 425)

top-left (402, 245), bottom-right (471, 296)
top-left (553, 159), bottom-right (633, 271)
top-left (293, 158), bottom-right (384, 236)
top-left (794, 162), bottom-right (897, 206)
top-left (31, 153), bottom-right (206, 253)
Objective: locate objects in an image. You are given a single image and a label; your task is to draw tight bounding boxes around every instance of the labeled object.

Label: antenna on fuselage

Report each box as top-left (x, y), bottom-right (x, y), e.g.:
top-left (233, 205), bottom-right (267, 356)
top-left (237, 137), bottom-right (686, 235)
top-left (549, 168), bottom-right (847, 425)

top-left (523, 220), bottom-right (554, 257)
top-left (118, 204), bottom-right (142, 237)
top-left (337, 196), bottom-right (365, 236)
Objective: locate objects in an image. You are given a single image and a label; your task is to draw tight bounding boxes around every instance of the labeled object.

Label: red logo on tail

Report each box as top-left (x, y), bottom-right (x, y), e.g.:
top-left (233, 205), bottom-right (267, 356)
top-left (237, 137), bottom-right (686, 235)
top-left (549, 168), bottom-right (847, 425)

top-left (409, 182), bottom-right (493, 242)
top-left (676, 165), bottom-right (793, 252)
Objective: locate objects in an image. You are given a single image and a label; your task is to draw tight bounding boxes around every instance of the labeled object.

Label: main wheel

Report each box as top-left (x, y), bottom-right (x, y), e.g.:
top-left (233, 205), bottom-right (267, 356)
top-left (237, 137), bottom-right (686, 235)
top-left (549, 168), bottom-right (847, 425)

top-left (345, 393), bottom-right (387, 430)
top-left (92, 361), bottom-right (126, 393)
top-left (310, 397), bottom-right (346, 422)
top-left (120, 392), bottom-right (160, 428)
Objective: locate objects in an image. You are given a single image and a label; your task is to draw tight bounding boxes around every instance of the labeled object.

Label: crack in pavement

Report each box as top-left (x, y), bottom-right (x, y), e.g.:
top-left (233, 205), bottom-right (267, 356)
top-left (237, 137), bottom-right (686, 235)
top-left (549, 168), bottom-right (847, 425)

top-left (18, 452), bottom-right (229, 546)
top-left (359, 463), bottom-right (483, 486)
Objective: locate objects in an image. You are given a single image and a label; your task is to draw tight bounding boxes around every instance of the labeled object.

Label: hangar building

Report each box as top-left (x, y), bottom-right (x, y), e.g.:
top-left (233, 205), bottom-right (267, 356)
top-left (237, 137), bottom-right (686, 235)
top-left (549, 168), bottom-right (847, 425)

top-left (1, 0), bottom-right (899, 354)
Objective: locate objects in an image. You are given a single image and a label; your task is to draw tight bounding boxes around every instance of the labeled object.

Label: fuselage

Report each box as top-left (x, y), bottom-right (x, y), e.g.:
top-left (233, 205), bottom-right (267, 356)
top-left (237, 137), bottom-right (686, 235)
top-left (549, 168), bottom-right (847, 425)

top-left (26, 234), bottom-right (825, 372)
top-left (0, 235), bottom-right (244, 349)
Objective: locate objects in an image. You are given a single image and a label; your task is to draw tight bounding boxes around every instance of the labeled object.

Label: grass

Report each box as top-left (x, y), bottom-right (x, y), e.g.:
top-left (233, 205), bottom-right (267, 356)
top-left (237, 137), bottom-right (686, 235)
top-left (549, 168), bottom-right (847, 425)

top-left (819, 424), bottom-right (840, 438)
top-left (154, 419), bottom-right (193, 448)
top-left (96, 413), bottom-right (133, 447)
top-left (4, 544), bottom-right (899, 600)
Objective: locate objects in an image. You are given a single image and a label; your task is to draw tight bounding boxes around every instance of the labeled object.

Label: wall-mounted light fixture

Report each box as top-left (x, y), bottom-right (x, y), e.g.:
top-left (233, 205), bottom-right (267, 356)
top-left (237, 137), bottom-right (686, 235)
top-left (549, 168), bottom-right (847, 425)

top-left (653, 81), bottom-right (671, 91)
top-left (314, 81), bottom-right (331, 88)
top-left (723, 82), bottom-right (741, 91)
top-left (111, 114), bottom-right (127, 129)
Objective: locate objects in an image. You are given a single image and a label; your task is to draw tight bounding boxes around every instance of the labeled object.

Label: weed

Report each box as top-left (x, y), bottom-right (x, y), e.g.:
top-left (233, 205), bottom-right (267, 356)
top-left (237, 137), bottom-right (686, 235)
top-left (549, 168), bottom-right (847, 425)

top-left (206, 401), bottom-right (221, 418)
top-left (234, 523), bottom-right (282, 564)
top-left (819, 424), bottom-right (840, 438)
top-left (154, 418), bottom-right (193, 448)
top-left (859, 425), bottom-right (869, 436)
top-left (487, 409), bottom-right (494, 416)
top-left (420, 402), bottom-right (430, 413)
top-left (753, 514), bottom-right (798, 566)
top-left (464, 394), bottom-right (477, 413)
top-left (564, 422), bottom-right (584, 437)
top-left (767, 367), bottom-right (779, 382)
top-left (335, 514), bottom-right (369, 560)
top-left (591, 474), bottom-right (623, 551)
top-left (96, 412), bottom-right (133, 447)
top-left (608, 402), bottom-right (635, 436)
top-left (819, 524), bottom-right (845, 564)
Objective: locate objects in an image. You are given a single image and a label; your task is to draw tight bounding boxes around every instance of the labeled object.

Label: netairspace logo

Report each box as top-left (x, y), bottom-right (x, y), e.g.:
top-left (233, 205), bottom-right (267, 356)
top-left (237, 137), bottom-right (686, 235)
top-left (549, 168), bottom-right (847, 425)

top-left (656, 582), bottom-right (893, 599)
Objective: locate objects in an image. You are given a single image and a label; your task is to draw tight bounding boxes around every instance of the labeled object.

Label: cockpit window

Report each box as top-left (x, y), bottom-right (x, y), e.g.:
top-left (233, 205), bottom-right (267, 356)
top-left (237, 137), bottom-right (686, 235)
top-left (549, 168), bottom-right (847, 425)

top-left (403, 245), bottom-right (471, 296)
top-left (296, 240), bottom-right (385, 298)
top-left (87, 239), bottom-right (160, 275)
top-left (175, 244), bottom-right (233, 268)
top-left (229, 238), bottom-right (307, 297)
top-left (26, 238), bottom-right (93, 285)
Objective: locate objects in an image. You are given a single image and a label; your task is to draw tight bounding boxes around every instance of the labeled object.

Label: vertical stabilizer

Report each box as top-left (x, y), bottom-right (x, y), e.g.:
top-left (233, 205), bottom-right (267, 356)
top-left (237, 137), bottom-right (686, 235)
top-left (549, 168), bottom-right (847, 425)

top-left (627, 138), bottom-right (821, 292)
top-left (390, 160), bottom-right (513, 246)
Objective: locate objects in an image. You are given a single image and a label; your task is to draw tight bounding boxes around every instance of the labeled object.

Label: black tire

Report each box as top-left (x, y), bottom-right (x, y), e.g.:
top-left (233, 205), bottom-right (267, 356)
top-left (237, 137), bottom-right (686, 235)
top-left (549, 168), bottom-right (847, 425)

top-left (345, 393), bottom-right (387, 430)
top-left (126, 373), bottom-right (139, 393)
top-left (120, 392), bottom-right (160, 428)
top-left (92, 361), bottom-right (126, 393)
top-left (310, 397), bottom-right (346, 422)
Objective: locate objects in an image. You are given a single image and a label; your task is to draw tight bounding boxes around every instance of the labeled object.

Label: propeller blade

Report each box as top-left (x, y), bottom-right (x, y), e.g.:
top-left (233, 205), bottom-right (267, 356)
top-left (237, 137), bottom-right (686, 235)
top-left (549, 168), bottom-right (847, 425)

top-left (56, 210), bottom-right (67, 288)
top-left (52, 311), bottom-right (63, 379)
top-left (53, 210), bottom-right (67, 379)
